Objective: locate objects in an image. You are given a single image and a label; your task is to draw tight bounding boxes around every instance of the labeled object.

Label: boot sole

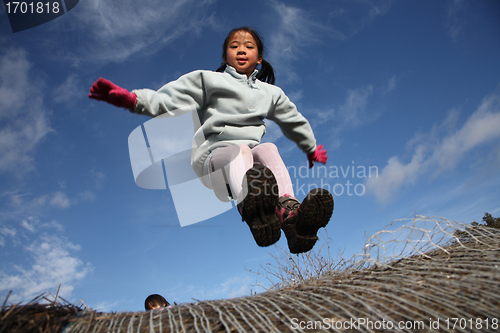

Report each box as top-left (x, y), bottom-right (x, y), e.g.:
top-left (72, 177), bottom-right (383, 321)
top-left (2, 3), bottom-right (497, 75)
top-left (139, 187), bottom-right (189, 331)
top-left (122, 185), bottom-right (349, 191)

top-left (241, 165), bottom-right (280, 247)
top-left (287, 188), bottom-right (334, 254)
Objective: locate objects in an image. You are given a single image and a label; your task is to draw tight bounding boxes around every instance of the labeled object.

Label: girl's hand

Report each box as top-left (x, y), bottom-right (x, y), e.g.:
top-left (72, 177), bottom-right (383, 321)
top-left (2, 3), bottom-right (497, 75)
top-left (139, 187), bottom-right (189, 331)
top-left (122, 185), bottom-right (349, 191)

top-left (307, 144), bottom-right (328, 168)
top-left (89, 78), bottom-right (137, 109)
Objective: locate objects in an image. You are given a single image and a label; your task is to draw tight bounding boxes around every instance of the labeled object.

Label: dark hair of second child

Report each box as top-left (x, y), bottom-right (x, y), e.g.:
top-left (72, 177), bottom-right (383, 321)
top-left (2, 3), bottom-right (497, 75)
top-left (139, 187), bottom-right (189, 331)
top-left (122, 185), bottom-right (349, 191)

top-left (144, 294), bottom-right (169, 310)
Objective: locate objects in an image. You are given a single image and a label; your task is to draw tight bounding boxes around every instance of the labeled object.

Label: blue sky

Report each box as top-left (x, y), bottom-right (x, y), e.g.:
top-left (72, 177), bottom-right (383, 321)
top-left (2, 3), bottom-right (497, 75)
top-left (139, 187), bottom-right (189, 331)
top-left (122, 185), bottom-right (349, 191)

top-left (1, 0), bottom-right (499, 312)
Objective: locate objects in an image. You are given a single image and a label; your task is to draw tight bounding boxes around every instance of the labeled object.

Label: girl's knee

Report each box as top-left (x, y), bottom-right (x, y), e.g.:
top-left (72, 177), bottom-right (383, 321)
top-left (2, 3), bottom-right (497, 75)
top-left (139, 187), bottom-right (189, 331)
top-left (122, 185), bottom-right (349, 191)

top-left (260, 142), bottom-right (277, 150)
top-left (237, 144), bottom-right (254, 169)
top-left (253, 142), bottom-right (279, 155)
top-left (238, 144), bottom-right (252, 155)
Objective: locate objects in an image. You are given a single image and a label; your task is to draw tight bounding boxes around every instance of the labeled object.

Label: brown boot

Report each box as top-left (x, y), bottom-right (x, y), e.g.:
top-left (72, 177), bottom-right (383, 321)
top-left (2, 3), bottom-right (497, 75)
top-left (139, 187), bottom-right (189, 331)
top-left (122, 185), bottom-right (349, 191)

top-left (237, 165), bottom-right (281, 247)
top-left (277, 189), bottom-right (334, 254)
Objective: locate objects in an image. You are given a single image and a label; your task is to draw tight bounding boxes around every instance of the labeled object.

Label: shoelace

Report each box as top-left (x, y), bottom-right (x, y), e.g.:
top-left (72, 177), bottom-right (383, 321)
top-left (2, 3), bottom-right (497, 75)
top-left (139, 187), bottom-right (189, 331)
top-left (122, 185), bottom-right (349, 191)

top-left (277, 195), bottom-right (300, 225)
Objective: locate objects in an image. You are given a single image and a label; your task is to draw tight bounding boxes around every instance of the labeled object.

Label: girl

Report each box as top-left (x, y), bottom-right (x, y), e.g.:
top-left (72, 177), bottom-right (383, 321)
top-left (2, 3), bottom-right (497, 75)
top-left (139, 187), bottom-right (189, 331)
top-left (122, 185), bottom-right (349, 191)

top-left (89, 27), bottom-right (333, 254)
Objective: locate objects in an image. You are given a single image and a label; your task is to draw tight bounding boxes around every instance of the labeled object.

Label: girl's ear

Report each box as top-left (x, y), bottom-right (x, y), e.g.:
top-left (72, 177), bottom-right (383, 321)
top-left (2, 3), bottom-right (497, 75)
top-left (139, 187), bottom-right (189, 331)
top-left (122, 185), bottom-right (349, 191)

top-left (257, 55), bottom-right (263, 65)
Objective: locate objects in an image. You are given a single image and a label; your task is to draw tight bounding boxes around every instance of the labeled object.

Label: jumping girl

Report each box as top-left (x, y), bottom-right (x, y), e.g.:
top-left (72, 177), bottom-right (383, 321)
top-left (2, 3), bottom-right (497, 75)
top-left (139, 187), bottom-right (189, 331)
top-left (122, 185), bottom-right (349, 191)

top-left (89, 27), bottom-right (334, 254)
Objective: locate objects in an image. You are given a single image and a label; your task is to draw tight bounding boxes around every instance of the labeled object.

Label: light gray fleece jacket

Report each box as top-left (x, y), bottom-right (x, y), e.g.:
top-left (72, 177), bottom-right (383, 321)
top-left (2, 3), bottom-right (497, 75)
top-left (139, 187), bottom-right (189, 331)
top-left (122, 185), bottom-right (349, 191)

top-left (131, 65), bottom-right (317, 182)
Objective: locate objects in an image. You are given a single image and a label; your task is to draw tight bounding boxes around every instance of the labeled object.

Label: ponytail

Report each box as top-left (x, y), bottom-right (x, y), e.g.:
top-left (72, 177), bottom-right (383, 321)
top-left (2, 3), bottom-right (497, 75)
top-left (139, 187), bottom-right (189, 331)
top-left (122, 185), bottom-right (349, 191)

top-left (216, 63), bottom-right (227, 73)
top-left (256, 59), bottom-right (275, 85)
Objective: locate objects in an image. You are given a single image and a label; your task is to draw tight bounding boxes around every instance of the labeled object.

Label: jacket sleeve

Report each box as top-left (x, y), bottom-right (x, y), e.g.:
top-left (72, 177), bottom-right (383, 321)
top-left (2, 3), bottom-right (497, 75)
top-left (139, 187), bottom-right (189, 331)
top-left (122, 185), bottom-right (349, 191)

top-left (267, 87), bottom-right (317, 154)
top-left (130, 71), bottom-right (206, 117)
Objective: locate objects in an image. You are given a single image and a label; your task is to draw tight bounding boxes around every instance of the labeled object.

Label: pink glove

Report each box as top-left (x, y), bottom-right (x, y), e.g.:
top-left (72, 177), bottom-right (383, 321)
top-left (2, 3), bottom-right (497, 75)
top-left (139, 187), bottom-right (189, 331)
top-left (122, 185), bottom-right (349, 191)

top-left (307, 144), bottom-right (328, 168)
top-left (89, 78), bottom-right (137, 109)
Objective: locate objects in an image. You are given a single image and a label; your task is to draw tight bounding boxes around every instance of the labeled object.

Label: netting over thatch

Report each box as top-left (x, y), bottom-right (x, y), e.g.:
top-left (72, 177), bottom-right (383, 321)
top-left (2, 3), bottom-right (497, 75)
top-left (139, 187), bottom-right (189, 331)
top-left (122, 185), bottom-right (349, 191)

top-left (3, 216), bottom-right (500, 333)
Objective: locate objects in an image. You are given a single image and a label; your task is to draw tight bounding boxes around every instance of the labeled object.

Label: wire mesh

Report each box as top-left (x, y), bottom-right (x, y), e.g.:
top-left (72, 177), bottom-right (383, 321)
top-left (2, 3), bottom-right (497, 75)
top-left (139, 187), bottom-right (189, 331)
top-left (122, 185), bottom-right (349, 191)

top-left (4, 215), bottom-right (499, 333)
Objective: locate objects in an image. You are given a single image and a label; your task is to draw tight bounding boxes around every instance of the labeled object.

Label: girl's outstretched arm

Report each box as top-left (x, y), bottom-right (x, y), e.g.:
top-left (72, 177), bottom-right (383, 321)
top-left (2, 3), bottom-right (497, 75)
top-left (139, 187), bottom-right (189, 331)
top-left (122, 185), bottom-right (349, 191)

top-left (130, 71), bottom-right (205, 118)
top-left (89, 78), bottom-right (137, 110)
top-left (266, 88), bottom-right (328, 168)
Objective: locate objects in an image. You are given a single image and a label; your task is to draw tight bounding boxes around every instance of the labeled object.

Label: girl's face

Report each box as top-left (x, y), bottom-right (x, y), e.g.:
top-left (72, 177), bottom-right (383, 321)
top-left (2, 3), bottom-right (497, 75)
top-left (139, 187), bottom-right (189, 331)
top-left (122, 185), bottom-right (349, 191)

top-left (224, 31), bottom-right (263, 78)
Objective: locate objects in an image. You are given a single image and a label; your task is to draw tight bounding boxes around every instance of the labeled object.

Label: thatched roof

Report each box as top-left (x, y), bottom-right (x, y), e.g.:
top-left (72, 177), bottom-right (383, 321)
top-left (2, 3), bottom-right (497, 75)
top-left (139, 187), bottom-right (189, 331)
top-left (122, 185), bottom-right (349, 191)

top-left (1, 292), bottom-right (82, 333)
top-left (3, 216), bottom-right (500, 333)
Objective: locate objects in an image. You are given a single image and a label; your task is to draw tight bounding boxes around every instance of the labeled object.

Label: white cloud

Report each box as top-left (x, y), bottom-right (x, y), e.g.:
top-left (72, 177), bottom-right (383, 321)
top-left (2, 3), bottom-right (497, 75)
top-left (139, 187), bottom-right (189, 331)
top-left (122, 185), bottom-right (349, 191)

top-left (296, 84), bottom-right (378, 151)
top-left (445, 0), bottom-right (466, 43)
top-left (219, 276), bottom-right (252, 299)
top-left (327, 0), bottom-right (393, 38)
top-left (264, 0), bottom-right (393, 82)
top-left (267, 0), bottom-right (394, 67)
top-left (52, 73), bottom-right (84, 105)
top-left (91, 169), bottom-right (107, 189)
top-left (78, 190), bottom-right (96, 202)
top-left (311, 85), bottom-right (375, 131)
top-left (338, 85), bottom-right (375, 128)
top-left (1, 175), bottom-right (103, 228)
top-left (52, 0), bottom-right (217, 65)
top-left (0, 48), bottom-right (30, 119)
top-left (365, 149), bottom-right (425, 205)
top-left (430, 98), bottom-right (500, 172)
top-left (0, 234), bottom-right (92, 304)
top-left (169, 275), bottom-right (252, 302)
top-left (21, 218), bottom-right (37, 233)
top-left (1, 226), bottom-right (17, 238)
top-left (0, 48), bottom-right (52, 175)
top-left (6, 216), bottom-right (64, 239)
top-left (94, 300), bottom-right (120, 312)
top-left (366, 92), bottom-right (500, 204)
top-left (49, 192), bottom-right (71, 208)
top-left (387, 75), bottom-right (397, 93)
top-left (3, 182), bottom-right (102, 220)
top-left (267, 1), bottom-right (345, 83)
top-left (0, 226), bottom-right (16, 247)
top-left (264, 83), bottom-right (372, 151)
top-left (40, 220), bottom-right (65, 232)
top-left (17, 192), bottom-right (72, 210)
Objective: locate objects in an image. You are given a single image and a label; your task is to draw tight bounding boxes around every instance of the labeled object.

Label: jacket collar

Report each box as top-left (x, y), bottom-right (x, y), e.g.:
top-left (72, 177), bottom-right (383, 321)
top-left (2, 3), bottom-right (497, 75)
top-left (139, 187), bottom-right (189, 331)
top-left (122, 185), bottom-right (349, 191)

top-left (224, 65), bottom-right (259, 84)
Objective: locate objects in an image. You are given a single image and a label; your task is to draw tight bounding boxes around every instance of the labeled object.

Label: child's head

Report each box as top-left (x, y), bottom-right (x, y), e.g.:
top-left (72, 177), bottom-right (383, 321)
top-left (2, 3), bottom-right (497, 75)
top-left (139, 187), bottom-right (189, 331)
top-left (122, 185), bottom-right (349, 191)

top-left (217, 27), bottom-right (275, 84)
top-left (144, 294), bottom-right (169, 310)
top-left (223, 29), bottom-right (263, 79)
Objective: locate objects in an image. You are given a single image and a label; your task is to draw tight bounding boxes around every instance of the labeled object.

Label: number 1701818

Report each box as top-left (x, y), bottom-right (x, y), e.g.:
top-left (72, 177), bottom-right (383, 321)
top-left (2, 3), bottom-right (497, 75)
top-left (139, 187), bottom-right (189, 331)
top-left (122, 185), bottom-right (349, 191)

top-left (5, 2), bottom-right (60, 14)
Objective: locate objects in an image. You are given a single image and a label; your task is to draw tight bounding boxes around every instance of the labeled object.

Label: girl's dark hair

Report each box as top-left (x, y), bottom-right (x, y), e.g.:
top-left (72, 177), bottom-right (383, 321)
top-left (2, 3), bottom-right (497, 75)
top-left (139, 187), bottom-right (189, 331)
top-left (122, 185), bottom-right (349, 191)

top-left (145, 294), bottom-right (169, 310)
top-left (216, 27), bottom-right (275, 85)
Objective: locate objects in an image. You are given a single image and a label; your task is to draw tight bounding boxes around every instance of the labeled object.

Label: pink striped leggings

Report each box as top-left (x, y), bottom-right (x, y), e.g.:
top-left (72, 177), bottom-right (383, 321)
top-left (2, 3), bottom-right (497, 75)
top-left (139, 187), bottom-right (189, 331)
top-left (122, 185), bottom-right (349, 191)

top-left (209, 143), bottom-right (294, 203)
